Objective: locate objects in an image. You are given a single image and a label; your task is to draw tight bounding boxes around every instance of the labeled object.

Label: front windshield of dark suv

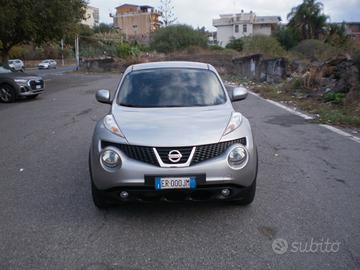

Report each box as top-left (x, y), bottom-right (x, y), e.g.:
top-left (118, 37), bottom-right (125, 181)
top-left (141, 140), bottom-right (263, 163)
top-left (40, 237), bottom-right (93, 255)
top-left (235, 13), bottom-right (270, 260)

top-left (117, 68), bottom-right (227, 107)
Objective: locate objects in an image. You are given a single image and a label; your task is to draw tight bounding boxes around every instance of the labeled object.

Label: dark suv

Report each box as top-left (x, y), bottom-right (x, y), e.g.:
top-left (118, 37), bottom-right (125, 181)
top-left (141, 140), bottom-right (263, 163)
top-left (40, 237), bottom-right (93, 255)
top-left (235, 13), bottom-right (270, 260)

top-left (0, 66), bottom-right (44, 103)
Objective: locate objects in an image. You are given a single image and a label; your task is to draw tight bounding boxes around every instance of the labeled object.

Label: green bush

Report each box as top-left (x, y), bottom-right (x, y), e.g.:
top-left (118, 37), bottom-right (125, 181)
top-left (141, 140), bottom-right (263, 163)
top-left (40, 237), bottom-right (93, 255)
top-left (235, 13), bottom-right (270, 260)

top-left (323, 92), bottom-right (346, 104)
top-left (116, 43), bottom-right (140, 58)
top-left (225, 38), bottom-right (243, 51)
top-left (292, 39), bottom-right (337, 61)
top-left (150, 25), bottom-right (208, 53)
top-left (209, 45), bottom-right (224, 51)
top-left (241, 35), bottom-right (286, 58)
top-left (274, 27), bottom-right (300, 50)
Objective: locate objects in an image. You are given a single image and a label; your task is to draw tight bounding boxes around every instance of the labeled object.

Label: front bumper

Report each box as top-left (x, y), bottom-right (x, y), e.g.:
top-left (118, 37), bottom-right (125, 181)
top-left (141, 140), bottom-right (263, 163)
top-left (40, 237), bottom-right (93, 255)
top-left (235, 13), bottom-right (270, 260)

top-left (16, 81), bottom-right (44, 97)
top-left (90, 121), bottom-right (258, 193)
top-left (92, 183), bottom-right (255, 203)
top-left (17, 87), bottom-right (44, 96)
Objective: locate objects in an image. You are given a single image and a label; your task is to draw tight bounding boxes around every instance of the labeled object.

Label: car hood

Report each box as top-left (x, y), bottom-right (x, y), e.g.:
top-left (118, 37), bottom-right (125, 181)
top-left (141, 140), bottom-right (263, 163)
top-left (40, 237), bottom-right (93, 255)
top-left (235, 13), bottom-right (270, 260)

top-left (0, 72), bottom-right (41, 80)
top-left (112, 105), bottom-right (233, 147)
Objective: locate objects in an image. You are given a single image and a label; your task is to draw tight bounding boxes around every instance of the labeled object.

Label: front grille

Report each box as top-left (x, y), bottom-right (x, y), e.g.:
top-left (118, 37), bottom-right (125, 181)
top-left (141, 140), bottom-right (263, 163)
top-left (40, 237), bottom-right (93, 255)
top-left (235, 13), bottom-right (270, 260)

top-left (101, 137), bottom-right (246, 167)
top-left (191, 138), bottom-right (247, 165)
top-left (29, 79), bottom-right (44, 90)
top-left (155, 146), bottom-right (193, 164)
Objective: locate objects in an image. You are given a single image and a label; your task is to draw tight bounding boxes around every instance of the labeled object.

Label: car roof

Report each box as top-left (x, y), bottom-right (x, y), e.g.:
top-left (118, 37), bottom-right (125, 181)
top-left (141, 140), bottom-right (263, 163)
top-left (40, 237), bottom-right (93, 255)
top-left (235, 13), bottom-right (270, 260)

top-left (131, 61), bottom-right (210, 71)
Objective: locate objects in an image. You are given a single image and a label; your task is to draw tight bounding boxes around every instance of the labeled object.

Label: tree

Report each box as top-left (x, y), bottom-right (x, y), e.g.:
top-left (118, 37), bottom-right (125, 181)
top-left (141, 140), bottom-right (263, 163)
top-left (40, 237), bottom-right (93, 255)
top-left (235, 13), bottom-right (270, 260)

top-left (226, 38), bottom-right (244, 51)
top-left (94, 23), bottom-right (113, 34)
top-left (159, 0), bottom-right (177, 27)
top-left (0, 0), bottom-right (86, 63)
top-left (287, 0), bottom-right (328, 40)
top-left (150, 25), bottom-right (207, 53)
top-left (324, 23), bottom-right (349, 47)
top-left (274, 27), bottom-right (300, 50)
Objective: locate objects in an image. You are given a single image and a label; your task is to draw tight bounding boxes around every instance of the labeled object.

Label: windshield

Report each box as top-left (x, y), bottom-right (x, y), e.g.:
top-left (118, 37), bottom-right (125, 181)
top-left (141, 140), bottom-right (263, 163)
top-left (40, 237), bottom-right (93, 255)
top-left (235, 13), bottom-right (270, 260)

top-left (0, 66), bottom-right (13, 74)
top-left (117, 68), bottom-right (227, 108)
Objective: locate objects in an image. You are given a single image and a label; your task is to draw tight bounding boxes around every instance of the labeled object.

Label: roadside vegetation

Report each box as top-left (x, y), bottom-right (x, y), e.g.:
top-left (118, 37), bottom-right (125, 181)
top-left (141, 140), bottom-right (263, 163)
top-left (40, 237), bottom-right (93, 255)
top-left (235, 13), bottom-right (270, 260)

top-left (1, 0), bottom-right (359, 127)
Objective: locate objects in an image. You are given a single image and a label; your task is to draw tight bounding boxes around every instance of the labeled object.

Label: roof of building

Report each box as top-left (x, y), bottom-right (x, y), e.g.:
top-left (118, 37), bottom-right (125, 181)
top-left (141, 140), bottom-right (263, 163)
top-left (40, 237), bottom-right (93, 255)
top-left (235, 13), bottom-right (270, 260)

top-left (115, 4), bottom-right (154, 9)
top-left (213, 12), bottom-right (281, 27)
top-left (254, 16), bottom-right (281, 24)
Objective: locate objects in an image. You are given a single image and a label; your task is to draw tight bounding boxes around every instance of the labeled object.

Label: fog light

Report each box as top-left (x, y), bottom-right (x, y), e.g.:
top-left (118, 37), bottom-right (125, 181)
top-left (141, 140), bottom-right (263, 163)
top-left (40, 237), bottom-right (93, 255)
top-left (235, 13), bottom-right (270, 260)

top-left (120, 191), bottom-right (129, 199)
top-left (221, 188), bottom-right (231, 197)
top-left (228, 146), bottom-right (248, 169)
top-left (101, 148), bottom-right (121, 168)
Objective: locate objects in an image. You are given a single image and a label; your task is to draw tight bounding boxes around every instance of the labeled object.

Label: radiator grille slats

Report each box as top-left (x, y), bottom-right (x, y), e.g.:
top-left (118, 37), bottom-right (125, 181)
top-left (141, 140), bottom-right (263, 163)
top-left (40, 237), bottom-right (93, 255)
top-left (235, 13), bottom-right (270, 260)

top-left (101, 137), bottom-right (246, 167)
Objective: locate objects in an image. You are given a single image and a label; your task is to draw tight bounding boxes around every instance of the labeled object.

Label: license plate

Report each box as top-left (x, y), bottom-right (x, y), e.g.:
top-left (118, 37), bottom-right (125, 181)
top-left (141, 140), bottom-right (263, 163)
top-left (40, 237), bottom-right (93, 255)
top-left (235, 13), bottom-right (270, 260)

top-left (155, 177), bottom-right (196, 190)
top-left (36, 85), bottom-right (41, 89)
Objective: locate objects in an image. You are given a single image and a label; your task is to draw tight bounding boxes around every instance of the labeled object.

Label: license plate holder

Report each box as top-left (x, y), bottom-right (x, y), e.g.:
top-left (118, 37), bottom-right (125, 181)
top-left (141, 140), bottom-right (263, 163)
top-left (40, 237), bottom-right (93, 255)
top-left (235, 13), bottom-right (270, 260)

top-left (155, 176), bottom-right (196, 190)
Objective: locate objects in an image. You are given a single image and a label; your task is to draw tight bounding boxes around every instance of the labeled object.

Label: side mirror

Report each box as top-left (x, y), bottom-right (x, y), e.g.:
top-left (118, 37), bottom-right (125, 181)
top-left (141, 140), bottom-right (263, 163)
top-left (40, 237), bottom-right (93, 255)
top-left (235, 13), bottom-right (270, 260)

top-left (231, 87), bottom-right (248, 101)
top-left (96, 89), bottom-right (111, 104)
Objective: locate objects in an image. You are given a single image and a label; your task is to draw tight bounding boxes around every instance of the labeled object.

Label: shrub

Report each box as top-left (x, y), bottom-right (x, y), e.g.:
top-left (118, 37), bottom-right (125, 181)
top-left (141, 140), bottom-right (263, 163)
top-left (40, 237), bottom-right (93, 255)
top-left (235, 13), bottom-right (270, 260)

top-left (292, 39), bottom-right (337, 61)
top-left (274, 27), bottom-right (300, 50)
top-left (226, 38), bottom-right (243, 51)
top-left (241, 35), bottom-right (286, 58)
top-left (209, 45), bottom-right (224, 51)
top-left (150, 25), bottom-right (208, 53)
top-left (323, 92), bottom-right (346, 104)
top-left (116, 43), bottom-right (140, 58)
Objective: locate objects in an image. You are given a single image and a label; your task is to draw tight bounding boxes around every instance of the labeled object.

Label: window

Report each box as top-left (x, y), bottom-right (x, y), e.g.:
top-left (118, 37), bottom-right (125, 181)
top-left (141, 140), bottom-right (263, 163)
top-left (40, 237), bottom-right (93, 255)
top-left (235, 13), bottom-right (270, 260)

top-left (235, 25), bottom-right (239, 33)
top-left (117, 69), bottom-right (227, 108)
top-left (243, 24), bottom-right (247, 33)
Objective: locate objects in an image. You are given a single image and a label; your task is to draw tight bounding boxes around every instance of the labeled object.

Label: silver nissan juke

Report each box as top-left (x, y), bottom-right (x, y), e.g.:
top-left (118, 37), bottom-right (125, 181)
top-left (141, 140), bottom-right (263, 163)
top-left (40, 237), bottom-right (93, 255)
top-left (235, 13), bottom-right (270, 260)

top-left (89, 61), bottom-right (258, 208)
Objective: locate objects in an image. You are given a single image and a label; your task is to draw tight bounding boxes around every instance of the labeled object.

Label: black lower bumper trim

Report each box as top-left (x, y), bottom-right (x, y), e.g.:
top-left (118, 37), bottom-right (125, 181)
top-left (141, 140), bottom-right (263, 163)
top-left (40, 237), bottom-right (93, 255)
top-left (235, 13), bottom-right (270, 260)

top-left (98, 184), bottom-right (252, 203)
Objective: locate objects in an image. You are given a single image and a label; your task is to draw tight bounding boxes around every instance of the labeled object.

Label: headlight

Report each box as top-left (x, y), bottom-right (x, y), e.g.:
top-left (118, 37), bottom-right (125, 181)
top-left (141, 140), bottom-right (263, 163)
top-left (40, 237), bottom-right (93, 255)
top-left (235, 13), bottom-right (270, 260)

top-left (100, 148), bottom-right (121, 168)
top-left (14, 79), bottom-right (28, 85)
top-left (104, 114), bottom-right (125, 138)
top-left (223, 112), bottom-right (242, 136)
top-left (228, 146), bottom-right (248, 169)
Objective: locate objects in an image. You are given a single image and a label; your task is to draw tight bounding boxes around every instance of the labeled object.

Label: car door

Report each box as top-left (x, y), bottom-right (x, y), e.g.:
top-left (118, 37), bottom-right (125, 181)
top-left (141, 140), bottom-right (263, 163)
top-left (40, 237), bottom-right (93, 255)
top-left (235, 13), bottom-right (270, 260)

top-left (15, 60), bottom-right (21, 70)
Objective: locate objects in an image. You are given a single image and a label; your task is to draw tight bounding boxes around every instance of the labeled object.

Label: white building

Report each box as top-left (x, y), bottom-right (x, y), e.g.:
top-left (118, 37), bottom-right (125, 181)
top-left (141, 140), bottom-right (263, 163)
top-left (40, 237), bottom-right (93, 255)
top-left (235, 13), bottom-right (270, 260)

top-left (213, 11), bottom-right (281, 47)
top-left (82, 6), bottom-right (100, 28)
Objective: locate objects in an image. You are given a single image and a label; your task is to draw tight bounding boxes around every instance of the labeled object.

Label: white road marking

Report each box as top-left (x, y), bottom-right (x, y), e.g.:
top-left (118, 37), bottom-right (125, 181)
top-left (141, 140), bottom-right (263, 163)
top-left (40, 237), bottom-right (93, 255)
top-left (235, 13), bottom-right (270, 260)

top-left (319, 124), bottom-right (360, 144)
top-left (247, 90), bottom-right (314, 120)
top-left (245, 89), bottom-right (360, 144)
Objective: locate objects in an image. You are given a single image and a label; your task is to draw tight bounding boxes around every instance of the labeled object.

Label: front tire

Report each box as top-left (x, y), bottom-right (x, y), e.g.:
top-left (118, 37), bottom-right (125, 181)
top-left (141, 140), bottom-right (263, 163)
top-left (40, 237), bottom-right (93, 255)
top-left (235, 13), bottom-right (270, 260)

top-left (229, 148), bottom-right (258, 206)
top-left (26, 94), bottom-right (39, 100)
top-left (91, 181), bottom-right (114, 209)
top-left (89, 151), bottom-right (114, 209)
top-left (0, 84), bottom-right (16, 103)
top-left (229, 178), bottom-right (256, 205)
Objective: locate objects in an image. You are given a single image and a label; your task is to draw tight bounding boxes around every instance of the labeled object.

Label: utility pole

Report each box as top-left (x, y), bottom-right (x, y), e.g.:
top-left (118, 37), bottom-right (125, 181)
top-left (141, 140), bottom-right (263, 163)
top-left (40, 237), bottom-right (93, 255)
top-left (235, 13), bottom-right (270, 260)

top-left (60, 39), bottom-right (64, 66)
top-left (75, 35), bottom-right (79, 70)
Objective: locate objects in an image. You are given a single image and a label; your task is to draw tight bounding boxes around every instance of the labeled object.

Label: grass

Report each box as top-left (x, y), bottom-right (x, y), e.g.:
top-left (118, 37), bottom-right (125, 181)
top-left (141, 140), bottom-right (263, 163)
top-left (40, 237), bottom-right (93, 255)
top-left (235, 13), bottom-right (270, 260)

top-left (225, 77), bottom-right (360, 128)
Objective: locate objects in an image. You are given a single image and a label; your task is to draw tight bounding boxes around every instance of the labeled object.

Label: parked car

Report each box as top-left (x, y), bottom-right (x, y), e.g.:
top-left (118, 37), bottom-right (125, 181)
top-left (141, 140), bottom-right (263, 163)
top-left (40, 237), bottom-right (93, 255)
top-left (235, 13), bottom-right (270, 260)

top-left (38, 59), bottom-right (57, 69)
top-left (0, 66), bottom-right (44, 103)
top-left (89, 61), bottom-right (258, 208)
top-left (8, 59), bottom-right (25, 72)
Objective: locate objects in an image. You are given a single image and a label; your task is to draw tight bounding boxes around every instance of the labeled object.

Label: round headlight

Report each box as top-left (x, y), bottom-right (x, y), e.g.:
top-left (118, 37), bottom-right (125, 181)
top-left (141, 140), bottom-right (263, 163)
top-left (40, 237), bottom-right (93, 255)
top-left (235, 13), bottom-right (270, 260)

top-left (101, 149), bottom-right (121, 168)
top-left (228, 146), bottom-right (248, 169)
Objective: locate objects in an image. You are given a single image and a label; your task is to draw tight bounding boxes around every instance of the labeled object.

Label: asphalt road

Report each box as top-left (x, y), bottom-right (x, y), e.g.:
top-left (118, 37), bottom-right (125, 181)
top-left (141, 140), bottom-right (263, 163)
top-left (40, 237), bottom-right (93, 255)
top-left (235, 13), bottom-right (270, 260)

top-left (26, 65), bottom-right (76, 77)
top-left (0, 72), bottom-right (359, 270)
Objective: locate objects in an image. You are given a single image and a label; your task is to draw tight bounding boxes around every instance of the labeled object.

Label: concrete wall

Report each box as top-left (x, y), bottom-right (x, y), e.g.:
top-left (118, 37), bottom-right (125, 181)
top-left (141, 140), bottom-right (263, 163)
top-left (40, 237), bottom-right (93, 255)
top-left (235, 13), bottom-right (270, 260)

top-left (232, 54), bottom-right (287, 83)
top-left (114, 13), bottom-right (152, 37)
top-left (216, 25), bottom-right (234, 47)
top-left (217, 24), bottom-right (254, 47)
top-left (253, 24), bottom-right (272, 36)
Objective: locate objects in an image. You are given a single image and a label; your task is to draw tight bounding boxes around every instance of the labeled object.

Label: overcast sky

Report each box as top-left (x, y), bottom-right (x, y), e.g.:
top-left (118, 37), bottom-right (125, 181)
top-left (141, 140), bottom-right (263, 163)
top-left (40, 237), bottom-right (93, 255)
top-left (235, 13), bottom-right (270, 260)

top-left (90, 0), bottom-right (360, 30)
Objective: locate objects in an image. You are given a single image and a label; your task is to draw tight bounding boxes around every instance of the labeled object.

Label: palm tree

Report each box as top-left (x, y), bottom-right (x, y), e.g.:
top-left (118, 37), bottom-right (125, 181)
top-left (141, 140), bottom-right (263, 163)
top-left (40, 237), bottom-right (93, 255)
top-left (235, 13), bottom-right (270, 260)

top-left (287, 0), bottom-right (328, 40)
